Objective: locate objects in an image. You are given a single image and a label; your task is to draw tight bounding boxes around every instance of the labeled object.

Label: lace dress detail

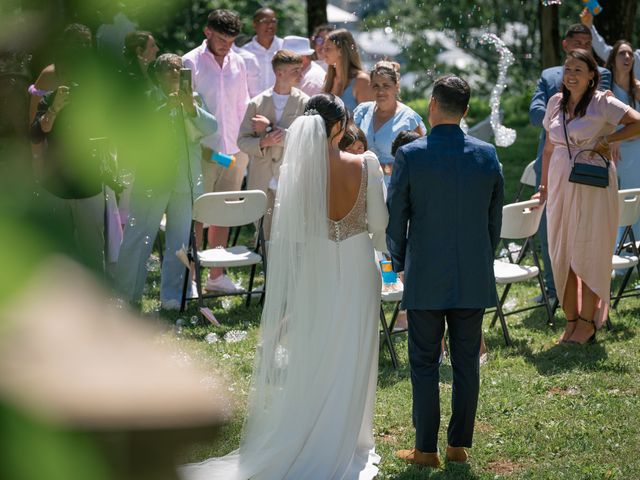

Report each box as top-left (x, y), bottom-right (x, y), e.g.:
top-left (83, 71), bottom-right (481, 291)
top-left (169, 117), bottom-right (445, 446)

top-left (328, 159), bottom-right (368, 242)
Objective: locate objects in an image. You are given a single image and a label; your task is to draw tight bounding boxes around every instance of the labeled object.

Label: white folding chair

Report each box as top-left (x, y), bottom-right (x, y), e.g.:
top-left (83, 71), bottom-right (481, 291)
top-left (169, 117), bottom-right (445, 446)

top-left (513, 160), bottom-right (537, 202)
top-left (489, 199), bottom-right (554, 345)
top-left (609, 189), bottom-right (640, 326)
top-left (180, 190), bottom-right (267, 313)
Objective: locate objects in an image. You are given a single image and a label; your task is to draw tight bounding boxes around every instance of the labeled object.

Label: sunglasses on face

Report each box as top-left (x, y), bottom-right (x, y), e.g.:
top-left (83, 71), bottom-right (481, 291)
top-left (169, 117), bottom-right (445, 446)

top-left (313, 36), bottom-right (325, 46)
top-left (257, 18), bottom-right (278, 24)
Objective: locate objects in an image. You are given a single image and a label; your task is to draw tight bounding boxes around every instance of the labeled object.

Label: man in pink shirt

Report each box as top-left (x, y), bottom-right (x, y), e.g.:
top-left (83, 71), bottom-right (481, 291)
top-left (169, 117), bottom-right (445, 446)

top-left (183, 9), bottom-right (250, 294)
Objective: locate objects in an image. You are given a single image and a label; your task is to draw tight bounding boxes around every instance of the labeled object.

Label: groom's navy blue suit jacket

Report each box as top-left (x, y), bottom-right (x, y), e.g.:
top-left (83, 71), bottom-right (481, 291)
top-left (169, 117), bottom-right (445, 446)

top-left (386, 124), bottom-right (504, 310)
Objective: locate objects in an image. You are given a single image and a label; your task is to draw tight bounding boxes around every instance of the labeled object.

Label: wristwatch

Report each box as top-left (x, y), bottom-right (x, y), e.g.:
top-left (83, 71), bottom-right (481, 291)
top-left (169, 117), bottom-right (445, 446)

top-left (265, 123), bottom-right (274, 133)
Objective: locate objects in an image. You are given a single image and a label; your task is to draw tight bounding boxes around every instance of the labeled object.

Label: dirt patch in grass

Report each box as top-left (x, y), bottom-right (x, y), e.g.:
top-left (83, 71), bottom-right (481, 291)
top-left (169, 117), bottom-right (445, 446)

top-left (475, 421), bottom-right (493, 433)
top-left (487, 459), bottom-right (522, 475)
top-left (377, 426), bottom-right (404, 444)
top-left (547, 386), bottom-right (580, 397)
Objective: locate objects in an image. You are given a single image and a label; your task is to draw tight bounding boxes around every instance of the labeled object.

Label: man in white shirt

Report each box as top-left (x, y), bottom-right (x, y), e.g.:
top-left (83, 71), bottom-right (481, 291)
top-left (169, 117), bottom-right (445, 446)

top-left (182, 9), bottom-right (250, 294)
top-left (232, 43), bottom-right (261, 100)
top-left (580, 9), bottom-right (640, 79)
top-left (281, 35), bottom-right (326, 97)
top-left (241, 7), bottom-right (283, 98)
top-left (237, 50), bottom-right (309, 241)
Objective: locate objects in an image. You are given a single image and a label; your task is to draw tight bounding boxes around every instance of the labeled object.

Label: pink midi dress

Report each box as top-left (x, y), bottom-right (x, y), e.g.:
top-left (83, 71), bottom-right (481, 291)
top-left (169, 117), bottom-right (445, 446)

top-left (543, 90), bottom-right (630, 328)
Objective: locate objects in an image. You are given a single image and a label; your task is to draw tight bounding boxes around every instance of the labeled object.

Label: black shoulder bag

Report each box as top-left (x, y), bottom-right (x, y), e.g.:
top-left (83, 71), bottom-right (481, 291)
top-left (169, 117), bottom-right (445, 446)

top-left (563, 111), bottom-right (610, 188)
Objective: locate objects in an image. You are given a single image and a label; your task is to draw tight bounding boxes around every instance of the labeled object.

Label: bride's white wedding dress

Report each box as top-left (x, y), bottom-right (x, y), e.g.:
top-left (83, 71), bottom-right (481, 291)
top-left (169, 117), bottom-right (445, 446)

top-left (179, 114), bottom-right (388, 480)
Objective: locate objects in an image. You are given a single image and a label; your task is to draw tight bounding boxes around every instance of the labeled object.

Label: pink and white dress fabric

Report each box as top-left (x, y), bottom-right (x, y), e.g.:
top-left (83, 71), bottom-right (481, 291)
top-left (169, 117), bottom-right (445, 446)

top-left (543, 90), bottom-right (629, 328)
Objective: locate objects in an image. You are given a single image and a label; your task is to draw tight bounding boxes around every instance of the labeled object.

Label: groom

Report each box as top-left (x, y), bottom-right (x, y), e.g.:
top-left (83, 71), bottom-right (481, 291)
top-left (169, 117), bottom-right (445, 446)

top-left (386, 75), bottom-right (503, 467)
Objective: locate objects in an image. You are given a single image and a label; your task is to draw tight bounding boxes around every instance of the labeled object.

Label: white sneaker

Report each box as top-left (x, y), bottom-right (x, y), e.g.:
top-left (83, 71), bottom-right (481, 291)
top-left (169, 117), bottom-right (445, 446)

top-left (161, 299), bottom-right (181, 310)
top-left (205, 275), bottom-right (246, 293)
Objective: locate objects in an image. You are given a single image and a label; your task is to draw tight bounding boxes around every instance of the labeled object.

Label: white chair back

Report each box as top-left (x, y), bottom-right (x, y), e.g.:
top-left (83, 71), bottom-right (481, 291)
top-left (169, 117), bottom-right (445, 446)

top-left (500, 199), bottom-right (544, 240)
top-left (618, 188), bottom-right (640, 228)
top-left (519, 160), bottom-right (537, 187)
top-left (192, 190), bottom-right (267, 227)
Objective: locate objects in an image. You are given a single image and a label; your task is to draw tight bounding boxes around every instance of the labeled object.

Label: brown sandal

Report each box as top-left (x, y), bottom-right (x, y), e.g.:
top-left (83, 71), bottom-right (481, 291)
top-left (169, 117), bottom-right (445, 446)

top-left (565, 316), bottom-right (596, 345)
top-left (558, 317), bottom-right (578, 344)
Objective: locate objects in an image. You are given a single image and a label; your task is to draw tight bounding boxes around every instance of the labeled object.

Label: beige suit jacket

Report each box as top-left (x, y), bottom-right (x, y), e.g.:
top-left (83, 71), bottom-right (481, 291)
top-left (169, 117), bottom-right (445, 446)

top-left (238, 87), bottom-right (309, 193)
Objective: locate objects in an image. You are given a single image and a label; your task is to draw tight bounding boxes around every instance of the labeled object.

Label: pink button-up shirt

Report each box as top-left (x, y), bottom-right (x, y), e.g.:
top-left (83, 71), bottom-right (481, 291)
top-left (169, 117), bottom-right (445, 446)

top-left (183, 41), bottom-right (249, 154)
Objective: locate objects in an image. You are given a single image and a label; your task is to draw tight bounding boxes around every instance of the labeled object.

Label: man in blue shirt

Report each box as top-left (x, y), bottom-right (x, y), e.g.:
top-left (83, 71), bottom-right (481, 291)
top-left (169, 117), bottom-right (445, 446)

top-left (529, 23), bottom-right (611, 302)
top-left (387, 75), bottom-right (504, 468)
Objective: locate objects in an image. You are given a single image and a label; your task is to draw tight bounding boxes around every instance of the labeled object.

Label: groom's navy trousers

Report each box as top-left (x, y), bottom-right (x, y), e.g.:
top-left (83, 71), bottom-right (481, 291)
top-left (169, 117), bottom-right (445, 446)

top-left (408, 308), bottom-right (483, 452)
top-left (386, 124), bottom-right (504, 454)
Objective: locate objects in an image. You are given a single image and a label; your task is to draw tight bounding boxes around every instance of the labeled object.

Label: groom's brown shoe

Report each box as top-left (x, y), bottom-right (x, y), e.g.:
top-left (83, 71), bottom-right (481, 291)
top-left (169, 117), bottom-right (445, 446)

top-left (446, 446), bottom-right (468, 463)
top-left (395, 448), bottom-right (441, 468)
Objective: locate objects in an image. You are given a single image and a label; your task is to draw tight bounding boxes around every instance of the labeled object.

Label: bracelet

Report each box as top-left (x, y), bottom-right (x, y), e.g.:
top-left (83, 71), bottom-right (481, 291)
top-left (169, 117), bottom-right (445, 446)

top-left (538, 185), bottom-right (547, 192)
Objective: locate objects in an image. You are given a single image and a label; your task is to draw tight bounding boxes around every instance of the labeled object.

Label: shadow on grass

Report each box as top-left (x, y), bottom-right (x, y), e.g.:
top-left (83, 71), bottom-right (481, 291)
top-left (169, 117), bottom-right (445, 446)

top-left (481, 309), bottom-right (558, 350)
top-left (603, 321), bottom-right (637, 343)
top-left (520, 308), bottom-right (560, 332)
top-left (378, 354), bottom-right (411, 388)
top-left (516, 338), bottom-right (632, 375)
top-left (392, 462), bottom-right (479, 479)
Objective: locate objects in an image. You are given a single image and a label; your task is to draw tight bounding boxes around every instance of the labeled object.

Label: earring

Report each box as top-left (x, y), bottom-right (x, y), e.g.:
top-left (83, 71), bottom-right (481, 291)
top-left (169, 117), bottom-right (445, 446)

top-left (589, 79), bottom-right (595, 88)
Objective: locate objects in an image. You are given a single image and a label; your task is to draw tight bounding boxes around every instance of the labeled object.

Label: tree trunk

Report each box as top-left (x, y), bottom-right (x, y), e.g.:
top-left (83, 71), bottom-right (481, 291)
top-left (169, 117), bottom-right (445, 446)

top-left (539, 3), bottom-right (560, 69)
top-left (593, 0), bottom-right (637, 48)
top-left (306, 0), bottom-right (327, 37)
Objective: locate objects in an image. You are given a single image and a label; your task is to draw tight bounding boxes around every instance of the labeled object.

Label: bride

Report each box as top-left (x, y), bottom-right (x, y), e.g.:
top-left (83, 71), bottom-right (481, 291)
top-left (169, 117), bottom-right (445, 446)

top-left (180, 93), bottom-right (388, 479)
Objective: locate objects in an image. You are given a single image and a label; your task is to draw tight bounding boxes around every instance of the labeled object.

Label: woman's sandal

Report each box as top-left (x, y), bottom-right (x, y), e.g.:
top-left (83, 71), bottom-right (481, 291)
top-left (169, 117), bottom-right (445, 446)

top-left (558, 317), bottom-right (578, 344)
top-left (565, 316), bottom-right (596, 345)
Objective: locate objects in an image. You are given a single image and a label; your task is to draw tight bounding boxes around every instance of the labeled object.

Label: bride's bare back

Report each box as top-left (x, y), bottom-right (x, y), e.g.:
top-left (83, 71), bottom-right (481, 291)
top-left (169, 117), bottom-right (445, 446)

top-left (327, 150), bottom-right (364, 222)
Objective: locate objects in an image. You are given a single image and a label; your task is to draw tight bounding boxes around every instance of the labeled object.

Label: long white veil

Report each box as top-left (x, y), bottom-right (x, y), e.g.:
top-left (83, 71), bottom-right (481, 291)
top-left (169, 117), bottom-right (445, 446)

top-left (180, 113), bottom-right (336, 479)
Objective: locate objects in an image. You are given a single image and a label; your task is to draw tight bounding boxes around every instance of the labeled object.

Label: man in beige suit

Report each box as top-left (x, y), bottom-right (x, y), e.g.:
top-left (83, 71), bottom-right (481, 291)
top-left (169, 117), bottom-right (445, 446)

top-left (238, 50), bottom-right (309, 240)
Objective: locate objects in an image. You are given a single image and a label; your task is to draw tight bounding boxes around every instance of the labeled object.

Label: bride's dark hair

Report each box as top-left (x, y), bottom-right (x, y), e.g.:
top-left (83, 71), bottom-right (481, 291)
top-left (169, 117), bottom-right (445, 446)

top-left (305, 93), bottom-right (347, 141)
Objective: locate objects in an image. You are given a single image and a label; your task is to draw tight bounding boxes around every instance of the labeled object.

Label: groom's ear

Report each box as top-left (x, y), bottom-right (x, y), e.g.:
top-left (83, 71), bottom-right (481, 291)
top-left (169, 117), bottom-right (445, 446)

top-left (462, 105), bottom-right (469, 119)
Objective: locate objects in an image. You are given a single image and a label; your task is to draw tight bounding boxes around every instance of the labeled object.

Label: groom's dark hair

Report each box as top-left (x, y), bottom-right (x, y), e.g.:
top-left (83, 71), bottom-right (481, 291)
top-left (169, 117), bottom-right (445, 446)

top-left (432, 75), bottom-right (470, 117)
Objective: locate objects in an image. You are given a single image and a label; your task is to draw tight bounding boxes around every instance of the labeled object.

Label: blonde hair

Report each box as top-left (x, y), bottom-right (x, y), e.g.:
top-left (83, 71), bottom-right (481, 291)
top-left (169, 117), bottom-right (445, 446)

top-left (322, 29), bottom-right (365, 95)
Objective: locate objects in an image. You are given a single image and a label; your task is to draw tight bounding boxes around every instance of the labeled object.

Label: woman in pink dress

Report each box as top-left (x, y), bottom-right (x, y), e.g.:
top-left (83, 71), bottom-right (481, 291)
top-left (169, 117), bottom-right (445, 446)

top-left (537, 49), bottom-right (640, 344)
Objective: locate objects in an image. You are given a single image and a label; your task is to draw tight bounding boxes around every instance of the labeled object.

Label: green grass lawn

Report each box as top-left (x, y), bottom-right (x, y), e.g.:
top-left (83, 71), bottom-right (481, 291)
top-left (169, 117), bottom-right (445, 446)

top-left (142, 123), bottom-right (640, 479)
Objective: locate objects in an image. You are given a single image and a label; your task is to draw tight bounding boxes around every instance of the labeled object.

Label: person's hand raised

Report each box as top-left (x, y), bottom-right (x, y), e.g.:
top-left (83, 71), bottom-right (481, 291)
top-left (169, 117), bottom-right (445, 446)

top-left (51, 86), bottom-right (70, 113)
top-left (580, 8), bottom-right (593, 28)
top-left (178, 89), bottom-right (197, 116)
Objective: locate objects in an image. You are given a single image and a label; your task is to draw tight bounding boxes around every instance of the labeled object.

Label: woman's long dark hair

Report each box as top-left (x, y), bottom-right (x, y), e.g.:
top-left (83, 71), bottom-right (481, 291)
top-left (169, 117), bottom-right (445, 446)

top-left (123, 31), bottom-right (153, 75)
top-left (605, 40), bottom-right (638, 109)
top-left (561, 49), bottom-right (600, 119)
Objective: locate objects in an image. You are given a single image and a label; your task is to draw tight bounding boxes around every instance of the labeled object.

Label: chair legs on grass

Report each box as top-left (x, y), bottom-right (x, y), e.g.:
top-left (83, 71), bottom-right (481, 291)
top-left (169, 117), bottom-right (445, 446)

top-left (379, 307), bottom-right (399, 369)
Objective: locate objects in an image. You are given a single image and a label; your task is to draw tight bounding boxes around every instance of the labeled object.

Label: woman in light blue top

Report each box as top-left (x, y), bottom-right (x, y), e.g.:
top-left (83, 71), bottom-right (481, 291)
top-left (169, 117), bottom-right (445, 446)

top-left (322, 29), bottom-right (373, 113)
top-left (605, 40), bottom-right (640, 241)
top-left (353, 61), bottom-right (426, 183)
